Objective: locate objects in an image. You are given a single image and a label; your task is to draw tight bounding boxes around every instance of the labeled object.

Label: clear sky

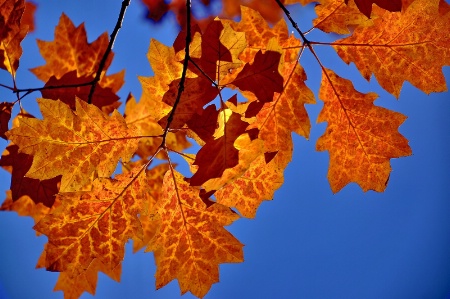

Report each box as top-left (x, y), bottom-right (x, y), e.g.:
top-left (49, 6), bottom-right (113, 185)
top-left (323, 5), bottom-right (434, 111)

top-left (0, 1), bottom-right (449, 299)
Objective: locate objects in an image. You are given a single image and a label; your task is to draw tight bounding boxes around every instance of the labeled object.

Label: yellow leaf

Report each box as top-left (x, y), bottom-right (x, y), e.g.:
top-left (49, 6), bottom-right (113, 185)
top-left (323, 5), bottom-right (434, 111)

top-left (6, 98), bottom-right (139, 192)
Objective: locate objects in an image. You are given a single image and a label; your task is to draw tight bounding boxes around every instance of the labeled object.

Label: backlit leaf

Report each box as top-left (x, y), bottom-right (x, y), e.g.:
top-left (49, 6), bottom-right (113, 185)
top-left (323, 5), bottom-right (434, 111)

top-left (147, 170), bottom-right (243, 298)
top-left (313, 0), bottom-right (375, 34)
top-left (316, 69), bottom-right (412, 192)
top-left (34, 166), bottom-right (146, 276)
top-left (6, 98), bottom-right (139, 192)
top-left (215, 153), bottom-right (283, 218)
top-left (334, 0), bottom-right (450, 97)
top-left (30, 13), bottom-right (123, 102)
top-left (0, 0), bottom-right (28, 75)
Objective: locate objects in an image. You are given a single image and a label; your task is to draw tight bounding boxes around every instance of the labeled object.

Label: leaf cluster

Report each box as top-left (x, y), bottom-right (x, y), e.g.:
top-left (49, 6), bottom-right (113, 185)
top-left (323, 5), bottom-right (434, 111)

top-left (0, 0), bottom-right (449, 298)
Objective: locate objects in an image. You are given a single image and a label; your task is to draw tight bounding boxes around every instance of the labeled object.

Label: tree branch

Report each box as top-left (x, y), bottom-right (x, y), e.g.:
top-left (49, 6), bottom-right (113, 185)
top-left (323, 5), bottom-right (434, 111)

top-left (161, 0), bottom-right (192, 146)
top-left (274, 0), bottom-right (310, 46)
top-left (87, 0), bottom-right (131, 104)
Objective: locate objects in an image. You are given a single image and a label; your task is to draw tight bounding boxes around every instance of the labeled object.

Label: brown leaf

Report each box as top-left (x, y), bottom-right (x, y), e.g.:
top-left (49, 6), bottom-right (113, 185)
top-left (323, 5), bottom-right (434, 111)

top-left (42, 71), bottom-right (122, 114)
top-left (190, 111), bottom-right (251, 187)
top-left (158, 76), bottom-right (218, 129)
top-left (346, 0), bottom-right (402, 18)
top-left (0, 102), bottom-right (13, 139)
top-left (0, 144), bottom-right (60, 207)
top-left (231, 50), bottom-right (284, 102)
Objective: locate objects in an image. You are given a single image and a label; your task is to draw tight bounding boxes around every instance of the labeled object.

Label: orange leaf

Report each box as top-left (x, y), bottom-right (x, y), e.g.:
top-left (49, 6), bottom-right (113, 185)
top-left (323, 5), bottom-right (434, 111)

top-left (0, 0), bottom-right (28, 75)
top-left (316, 69), bottom-right (412, 192)
top-left (124, 93), bottom-right (191, 160)
top-left (22, 1), bottom-right (36, 32)
top-left (334, 0), bottom-right (450, 97)
top-left (30, 13), bottom-right (123, 93)
top-left (226, 5), bottom-right (292, 52)
top-left (132, 163), bottom-right (170, 253)
top-left (252, 62), bottom-right (315, 170)
top-left (53, 259), bottom-right (121, 299)
top-left (34, 167), bottom-right (146, 276)
top-left (215, 153), bottom-right (284, 218)
top-left (6, 98), bottom-right (139, 192)
top-left (0, 190), bottom-right (55, 225)
top-left (313, 0), bottom-right (375, 34)
top-left (147, 170), bottom-right (243, 298)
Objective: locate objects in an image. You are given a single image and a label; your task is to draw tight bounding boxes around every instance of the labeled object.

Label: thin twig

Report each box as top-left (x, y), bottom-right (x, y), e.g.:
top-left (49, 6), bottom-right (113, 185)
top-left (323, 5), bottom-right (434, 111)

top-left (161, 0), bottom-right (192, 146)
top-left (87, 0), bottom-right (131, 104)
top-left (0, 83), bottom-right (14, 91)
top-left (274, 0), bottom-right (310, 46)
top-left (14, 81), bottom-right (94, 94)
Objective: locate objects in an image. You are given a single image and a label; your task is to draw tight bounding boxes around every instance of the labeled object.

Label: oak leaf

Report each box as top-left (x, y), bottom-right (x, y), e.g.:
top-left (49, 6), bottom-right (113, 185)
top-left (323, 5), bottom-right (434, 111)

top-left (334, 0), bottom-right (450, 97)
top-left (30, 13), bottom-right (124, 105)
top-left (0, 0), bottom-right (28, 75)
top-left (0, 144), bottom-right (60, 207)
top-left (34, 167), bottom-right (146, 276)
top-left (191, 20), bottom-right (246, 84)
top-left (313, 0), bottom-right (376, 34)
top-left (231, 50), bottom-right (284, 102)
top-left (124, 93), bottom-right (191, 160)
top-left (22, 0), bottom-right (36, 32)
top-left (6, 98), bottom-right (139, 192)
top-left (252, 62), bottom-right (315, 170)
top-left (146, 170), bottom-right (243, 298)
top-left (158, 76), bottom-right (219, 129)
top-left (186, 104), bottom-right (220, 145)
top-left (316, 69), bottom-right (412, 192)
top-left (0, 190), bottom-right (55, 225)
top-left (189, 110), bottom-right (253, 187)
top-left (215, 152), bottom-right (284, 218)
top-left (53, 259), bottom-right (121, 299)
top-left (132, 163), bottom-right (170, 253)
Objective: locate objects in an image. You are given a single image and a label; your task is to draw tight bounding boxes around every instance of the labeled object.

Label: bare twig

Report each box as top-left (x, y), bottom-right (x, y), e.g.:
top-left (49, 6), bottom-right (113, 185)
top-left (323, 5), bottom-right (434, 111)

top-left (87, 0), bottom-right (131, 103)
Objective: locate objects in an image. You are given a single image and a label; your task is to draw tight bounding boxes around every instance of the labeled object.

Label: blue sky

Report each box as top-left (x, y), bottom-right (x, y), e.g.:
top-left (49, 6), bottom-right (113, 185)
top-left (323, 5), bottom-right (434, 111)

top-left (0, 1), bottom-right (449, 299)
